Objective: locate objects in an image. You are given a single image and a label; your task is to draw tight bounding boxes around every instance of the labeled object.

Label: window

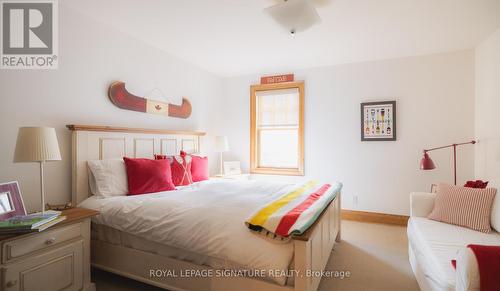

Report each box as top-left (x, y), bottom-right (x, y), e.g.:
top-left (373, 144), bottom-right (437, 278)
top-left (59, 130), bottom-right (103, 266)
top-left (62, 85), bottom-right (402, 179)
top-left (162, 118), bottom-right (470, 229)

top-left (250, 81), bottom-right (304, 175)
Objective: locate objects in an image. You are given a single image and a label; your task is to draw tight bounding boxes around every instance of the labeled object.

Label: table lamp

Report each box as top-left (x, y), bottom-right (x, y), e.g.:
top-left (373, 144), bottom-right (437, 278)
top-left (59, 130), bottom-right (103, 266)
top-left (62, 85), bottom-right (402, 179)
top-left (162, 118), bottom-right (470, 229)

top-left (214, 136), bottom-right (229, 176)
top-left (14, 127), bottom-right (61, 214)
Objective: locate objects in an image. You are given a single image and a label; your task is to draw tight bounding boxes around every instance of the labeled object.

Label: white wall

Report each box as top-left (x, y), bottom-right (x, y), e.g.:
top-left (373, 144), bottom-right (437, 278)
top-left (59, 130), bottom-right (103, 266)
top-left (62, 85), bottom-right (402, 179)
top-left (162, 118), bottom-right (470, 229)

top-left (0, 3), bottom-right (478, 216)
top-left (213, 51), bottom-right (475, 215)
top-left (0, 4), bottom-right (220, 212)
top-left (475, 28), bottom-right (500, 188)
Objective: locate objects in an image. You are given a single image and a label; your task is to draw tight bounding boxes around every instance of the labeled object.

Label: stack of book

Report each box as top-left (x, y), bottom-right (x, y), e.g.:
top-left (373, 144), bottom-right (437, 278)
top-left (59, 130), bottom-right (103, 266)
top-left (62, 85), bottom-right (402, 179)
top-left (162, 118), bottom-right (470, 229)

top-left (0, 210), bottom-right (66, 234)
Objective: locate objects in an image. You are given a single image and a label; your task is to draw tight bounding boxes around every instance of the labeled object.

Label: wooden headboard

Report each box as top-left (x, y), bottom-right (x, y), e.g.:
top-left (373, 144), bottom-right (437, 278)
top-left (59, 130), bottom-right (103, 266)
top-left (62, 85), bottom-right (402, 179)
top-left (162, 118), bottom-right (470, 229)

top-left (67, 125), bottom-right (205, 206)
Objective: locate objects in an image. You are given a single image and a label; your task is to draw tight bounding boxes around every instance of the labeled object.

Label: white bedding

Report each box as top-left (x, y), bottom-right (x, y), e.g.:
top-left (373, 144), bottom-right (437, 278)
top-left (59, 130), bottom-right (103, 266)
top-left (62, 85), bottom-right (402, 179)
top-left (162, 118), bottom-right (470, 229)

top-left (80, 179), bottom-right (302, 285)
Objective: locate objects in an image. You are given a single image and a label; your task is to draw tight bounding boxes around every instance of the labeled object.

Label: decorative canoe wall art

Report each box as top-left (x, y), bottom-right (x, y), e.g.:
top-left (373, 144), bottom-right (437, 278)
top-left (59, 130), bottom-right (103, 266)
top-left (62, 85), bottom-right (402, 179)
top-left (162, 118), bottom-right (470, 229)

top-left (108, 81), bottom-right (192, 119)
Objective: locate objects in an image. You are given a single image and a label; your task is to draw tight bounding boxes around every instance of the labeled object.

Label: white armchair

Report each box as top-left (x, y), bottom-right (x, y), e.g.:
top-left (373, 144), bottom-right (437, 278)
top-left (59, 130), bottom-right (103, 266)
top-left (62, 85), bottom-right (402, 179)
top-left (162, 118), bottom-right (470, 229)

top-left (409, 192), bottom-right (482, 291)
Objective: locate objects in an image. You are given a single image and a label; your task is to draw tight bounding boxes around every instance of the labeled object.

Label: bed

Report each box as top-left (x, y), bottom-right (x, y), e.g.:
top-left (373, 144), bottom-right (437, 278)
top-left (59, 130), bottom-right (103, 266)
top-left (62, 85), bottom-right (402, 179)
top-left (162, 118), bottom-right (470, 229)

top-left (67, 124), bottom-right (342, 291)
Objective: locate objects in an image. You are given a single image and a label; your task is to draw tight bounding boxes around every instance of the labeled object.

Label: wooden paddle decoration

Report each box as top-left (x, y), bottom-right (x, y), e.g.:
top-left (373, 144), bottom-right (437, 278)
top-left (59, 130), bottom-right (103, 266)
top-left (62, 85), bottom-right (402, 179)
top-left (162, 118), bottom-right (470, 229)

top-left (108, 81), bottom-right (192, 119)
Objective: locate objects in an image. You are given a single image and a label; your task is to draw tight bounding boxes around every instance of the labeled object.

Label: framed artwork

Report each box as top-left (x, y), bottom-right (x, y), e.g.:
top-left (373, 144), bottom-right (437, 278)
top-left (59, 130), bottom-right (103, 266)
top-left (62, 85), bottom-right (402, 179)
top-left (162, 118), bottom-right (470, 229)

top-left (361, 101), bottom-right (396, 141)
top-left (0, 181), bottom-right (26, 220)
top-left (224, 161), bottom-right (242, 176)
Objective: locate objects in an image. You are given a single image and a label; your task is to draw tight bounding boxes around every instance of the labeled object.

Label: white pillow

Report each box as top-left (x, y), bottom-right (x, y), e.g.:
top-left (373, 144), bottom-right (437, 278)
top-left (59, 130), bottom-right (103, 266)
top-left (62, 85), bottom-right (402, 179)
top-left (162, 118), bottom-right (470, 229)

top-left (87, 159), bottom-right (128, 198)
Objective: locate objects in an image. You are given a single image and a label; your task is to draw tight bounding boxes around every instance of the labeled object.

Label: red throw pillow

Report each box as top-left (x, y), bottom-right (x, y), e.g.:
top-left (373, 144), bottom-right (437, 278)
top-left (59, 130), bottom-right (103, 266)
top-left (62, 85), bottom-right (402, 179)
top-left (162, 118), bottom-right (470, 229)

top-left (191, 155), bottom-right (209, 182)
top-left (123, 157), bottom-right (175, 195)
top-left (155, 151), bottom-right (193, 186)
top-left (464, 180), bottom-right (489, 189)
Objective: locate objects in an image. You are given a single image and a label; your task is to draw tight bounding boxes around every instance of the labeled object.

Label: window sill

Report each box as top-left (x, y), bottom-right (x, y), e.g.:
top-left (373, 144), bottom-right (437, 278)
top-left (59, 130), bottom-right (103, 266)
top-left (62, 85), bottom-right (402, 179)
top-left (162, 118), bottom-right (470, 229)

top-left (250, 167), bottom-right (304, 176)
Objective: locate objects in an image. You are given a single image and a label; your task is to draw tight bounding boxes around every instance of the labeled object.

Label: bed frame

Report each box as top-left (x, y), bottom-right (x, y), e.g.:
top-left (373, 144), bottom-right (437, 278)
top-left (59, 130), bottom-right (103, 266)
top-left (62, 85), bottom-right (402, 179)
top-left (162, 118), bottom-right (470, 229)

top-left (68, 124), bottom-right (341, 291)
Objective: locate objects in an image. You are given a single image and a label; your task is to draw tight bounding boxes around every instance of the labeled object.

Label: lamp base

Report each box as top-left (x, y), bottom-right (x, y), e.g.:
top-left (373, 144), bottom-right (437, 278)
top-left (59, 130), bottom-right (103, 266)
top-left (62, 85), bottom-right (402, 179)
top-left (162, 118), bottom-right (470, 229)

top-left (219, 152), bottom-right (224, 176)
top-left (39, 161), bottom-right (46, 215)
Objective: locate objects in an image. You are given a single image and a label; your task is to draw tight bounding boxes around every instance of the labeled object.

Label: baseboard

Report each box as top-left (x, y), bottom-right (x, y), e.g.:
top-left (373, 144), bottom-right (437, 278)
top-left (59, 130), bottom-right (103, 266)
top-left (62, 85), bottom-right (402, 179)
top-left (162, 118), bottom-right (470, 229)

top-left (341, 210), bottom-right (409, 226)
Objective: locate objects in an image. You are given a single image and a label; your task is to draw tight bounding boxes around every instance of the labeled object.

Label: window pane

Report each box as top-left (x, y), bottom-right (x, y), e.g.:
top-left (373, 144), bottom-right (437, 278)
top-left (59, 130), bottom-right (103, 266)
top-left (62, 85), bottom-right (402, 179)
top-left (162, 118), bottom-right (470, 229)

top-left (259, 129), bottom-right (298, 168)
top-left (257, 88), bottom-right (299, 127)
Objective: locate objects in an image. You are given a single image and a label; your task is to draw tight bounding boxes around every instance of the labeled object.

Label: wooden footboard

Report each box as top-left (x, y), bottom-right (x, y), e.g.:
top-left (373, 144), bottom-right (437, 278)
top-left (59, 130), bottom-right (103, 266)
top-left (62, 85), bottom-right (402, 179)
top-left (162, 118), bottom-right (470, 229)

top-left (292, 191), bottom-right (341, 291)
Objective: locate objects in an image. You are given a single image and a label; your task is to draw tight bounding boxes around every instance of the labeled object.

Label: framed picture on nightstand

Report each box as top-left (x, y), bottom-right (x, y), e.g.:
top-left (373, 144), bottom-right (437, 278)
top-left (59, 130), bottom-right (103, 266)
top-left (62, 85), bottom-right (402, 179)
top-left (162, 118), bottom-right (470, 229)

top-left (224, 161), bottom-right (242, 176)
top-left (0, 181), bottom-right (26, 220)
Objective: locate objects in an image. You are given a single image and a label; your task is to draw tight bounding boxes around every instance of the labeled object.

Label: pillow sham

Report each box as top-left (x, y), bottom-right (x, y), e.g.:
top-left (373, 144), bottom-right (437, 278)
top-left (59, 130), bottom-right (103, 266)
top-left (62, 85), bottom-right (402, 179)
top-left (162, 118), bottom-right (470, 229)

top-left (428, 183), bottom-right (497, 233)
top-left (191, 155), bottom-right (209, 182)
top-left (123, 157), bottom-right (175, 195)
top-left (87, 159), bottom-right (128, 197)
top-left (155, 151), bottom-right (193, 186)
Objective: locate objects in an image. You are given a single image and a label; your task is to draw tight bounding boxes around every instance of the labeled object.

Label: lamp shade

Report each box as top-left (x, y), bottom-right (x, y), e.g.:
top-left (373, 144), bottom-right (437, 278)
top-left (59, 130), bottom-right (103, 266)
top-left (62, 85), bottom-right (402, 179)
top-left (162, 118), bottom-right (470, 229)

top-left (14, 127), bottom-right (61, 162)
top-left (214, 136), bottom-right (229, 152)
top-left (420, 152), bottom-right (436, 170)
top-left (264, 0), bottom-right (321, 34)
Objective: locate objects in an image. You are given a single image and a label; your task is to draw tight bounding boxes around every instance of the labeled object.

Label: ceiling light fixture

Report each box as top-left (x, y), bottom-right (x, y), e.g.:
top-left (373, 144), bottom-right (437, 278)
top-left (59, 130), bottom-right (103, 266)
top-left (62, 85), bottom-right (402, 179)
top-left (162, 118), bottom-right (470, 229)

top-left (264, 0), bottom-right (321, 35)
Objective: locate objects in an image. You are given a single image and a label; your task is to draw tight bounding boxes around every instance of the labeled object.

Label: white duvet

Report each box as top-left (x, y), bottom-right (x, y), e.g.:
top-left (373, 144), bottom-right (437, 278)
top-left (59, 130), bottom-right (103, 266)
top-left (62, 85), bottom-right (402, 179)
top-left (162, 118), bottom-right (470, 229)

top-left (79, 179), bottom-right (301, 285)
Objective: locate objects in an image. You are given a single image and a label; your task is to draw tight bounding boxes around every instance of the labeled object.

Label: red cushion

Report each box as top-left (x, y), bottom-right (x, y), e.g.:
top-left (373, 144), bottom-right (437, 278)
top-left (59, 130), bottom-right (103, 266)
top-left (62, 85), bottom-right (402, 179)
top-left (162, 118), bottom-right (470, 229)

top-left (191, 155), bottom-right (209, 182)
top-left (155, 152), bottom-right (193, 186)
top-left (464, 180), bottom-right (489, 188)
top-left (123, 157), bottom-right (175, 195)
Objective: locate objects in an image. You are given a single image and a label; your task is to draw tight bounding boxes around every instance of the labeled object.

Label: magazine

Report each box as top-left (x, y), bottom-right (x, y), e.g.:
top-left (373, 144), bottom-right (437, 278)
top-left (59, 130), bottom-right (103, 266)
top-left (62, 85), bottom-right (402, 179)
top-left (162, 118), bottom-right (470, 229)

top-left (0, 210), bottom-right (61, 231)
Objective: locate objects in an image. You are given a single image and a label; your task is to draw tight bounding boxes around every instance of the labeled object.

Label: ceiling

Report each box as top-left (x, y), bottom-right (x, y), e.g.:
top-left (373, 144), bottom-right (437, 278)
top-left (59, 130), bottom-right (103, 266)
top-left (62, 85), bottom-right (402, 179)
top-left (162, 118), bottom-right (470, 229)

top-left (64, 0), bottom-right (500, 77)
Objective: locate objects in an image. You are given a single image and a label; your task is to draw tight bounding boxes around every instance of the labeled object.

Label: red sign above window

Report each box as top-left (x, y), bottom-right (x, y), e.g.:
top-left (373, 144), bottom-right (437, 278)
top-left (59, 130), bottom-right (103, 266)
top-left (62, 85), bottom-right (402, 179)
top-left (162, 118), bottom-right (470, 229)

top-left (260, 74), bottom-right (294, 85)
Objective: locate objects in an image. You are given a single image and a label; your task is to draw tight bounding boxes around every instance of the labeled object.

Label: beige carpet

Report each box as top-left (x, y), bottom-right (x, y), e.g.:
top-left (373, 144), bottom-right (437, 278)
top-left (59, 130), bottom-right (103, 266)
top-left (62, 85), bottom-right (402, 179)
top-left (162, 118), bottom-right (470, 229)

top-left (92, 220), bottom-right (420, 291)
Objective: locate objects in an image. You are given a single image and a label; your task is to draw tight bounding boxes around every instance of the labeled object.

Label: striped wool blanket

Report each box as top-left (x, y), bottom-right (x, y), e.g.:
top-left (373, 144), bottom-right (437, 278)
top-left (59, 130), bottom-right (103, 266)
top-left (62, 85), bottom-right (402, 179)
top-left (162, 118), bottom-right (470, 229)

top-left (245, 181), bottom-right (342, 241)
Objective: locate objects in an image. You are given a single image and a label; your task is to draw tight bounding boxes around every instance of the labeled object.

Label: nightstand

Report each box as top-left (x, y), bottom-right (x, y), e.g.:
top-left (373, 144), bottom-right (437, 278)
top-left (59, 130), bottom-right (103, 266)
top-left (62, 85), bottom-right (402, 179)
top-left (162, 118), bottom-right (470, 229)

top-left (0, 207), bottom-right (99, 291)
